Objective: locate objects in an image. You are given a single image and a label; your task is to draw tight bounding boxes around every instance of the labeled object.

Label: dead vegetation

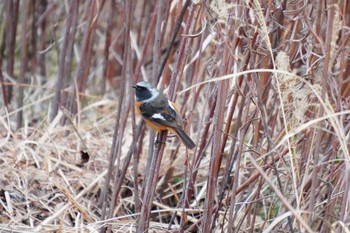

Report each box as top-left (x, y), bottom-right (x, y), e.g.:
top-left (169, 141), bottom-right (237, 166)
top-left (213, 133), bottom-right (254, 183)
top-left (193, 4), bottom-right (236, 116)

top-left (1, 0), bottom-right (350, 232)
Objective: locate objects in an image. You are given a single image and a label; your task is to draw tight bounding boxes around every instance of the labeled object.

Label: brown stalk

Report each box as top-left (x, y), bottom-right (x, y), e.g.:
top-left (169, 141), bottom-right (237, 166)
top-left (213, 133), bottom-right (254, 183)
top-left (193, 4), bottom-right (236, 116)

top-left (157, 0), bottom-right (191, 82)
top-left (100, 0), bottom-right (116, 95)
top-left (202, 80), bottom-right (229, 232)
top-left (226, 85), bottom-right (250, 233)
top-left (175, 97), bottom-right (216, 231)
top-left (4, 0), bottom-right (19, 105)
top-left (130, 5), bottom-right (159, 216)
top-left (168, 1), bottom-right (196, 97)
top-left (308, 0), bottom-right (335, 226)
top-left (0, 66), bottom-right (6, 106)
top-left (61, 1), bottom-right (80, 125)
top-left (51, 0), bottom-right (80, 122)
top-left (137, 0), bottom-right (166, 231)
top-left (338, 2), bottom-right (350, 228)
top-left (16, 0), bottom-right (29, 129)
top-left (29, 1), bottom-right (38, 74)
top-left (133, 6), bottom-right (157, 82)
top-left (68, 0), bottom-right (105, 116)
top-left (37, 0), bottom-right (48, 77)
top-left (99, 1), bottom-right (134, 232)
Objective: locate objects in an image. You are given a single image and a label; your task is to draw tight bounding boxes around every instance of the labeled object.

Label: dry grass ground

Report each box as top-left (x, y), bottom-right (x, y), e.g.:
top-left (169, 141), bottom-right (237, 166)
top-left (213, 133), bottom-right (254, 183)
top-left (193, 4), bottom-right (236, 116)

top-left (1, 0), bottom-right (350, 232)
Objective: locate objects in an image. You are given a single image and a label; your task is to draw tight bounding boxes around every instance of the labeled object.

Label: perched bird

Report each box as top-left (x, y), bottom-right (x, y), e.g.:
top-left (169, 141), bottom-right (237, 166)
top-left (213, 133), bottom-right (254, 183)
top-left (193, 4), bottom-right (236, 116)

top-left (133, 81), bottom-right (195, 149)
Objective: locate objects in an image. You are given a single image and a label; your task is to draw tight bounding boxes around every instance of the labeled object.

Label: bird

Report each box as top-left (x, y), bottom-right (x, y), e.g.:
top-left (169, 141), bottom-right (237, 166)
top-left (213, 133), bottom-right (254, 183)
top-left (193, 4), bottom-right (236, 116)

top-left (133, 81), bottom-right (196, 149)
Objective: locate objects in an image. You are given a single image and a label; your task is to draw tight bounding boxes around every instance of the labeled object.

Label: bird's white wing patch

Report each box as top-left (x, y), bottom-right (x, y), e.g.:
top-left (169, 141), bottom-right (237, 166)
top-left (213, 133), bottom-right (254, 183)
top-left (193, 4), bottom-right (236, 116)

top-left (151, 113), bottom-right (166, 121)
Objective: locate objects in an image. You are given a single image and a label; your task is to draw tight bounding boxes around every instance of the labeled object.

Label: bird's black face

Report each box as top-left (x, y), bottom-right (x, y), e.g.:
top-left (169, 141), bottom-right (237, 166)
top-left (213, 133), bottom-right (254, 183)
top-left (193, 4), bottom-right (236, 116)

top-left (133, 83), bottom-right (153, 101)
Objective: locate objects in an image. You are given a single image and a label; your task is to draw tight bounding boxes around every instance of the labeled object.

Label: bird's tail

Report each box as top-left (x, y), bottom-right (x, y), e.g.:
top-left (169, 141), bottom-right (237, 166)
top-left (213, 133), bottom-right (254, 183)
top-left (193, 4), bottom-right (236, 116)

top-left (174, 128), bottom-right (196, 149)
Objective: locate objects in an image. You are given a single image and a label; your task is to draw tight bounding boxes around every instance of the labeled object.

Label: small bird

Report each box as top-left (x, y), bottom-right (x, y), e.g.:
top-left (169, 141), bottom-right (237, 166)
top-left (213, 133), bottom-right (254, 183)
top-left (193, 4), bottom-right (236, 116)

top-left (133, 81), bottom-right (195, 149)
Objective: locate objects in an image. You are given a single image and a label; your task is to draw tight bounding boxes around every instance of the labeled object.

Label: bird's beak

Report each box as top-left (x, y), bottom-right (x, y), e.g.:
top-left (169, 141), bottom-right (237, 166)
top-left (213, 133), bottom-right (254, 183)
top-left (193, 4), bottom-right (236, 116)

top-left (132, 85), bottom-right (137, 89)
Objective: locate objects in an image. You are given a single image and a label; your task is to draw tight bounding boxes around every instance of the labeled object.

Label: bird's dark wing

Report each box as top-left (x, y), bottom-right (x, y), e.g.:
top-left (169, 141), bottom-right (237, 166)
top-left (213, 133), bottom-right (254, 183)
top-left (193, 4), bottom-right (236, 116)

top-left (139, 100), bottom-right (182, 129)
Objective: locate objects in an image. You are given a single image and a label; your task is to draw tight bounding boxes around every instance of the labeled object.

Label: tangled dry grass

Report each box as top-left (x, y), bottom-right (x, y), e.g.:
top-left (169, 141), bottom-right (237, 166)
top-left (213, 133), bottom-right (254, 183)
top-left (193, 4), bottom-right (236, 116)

top-left (1, 0), bottom-right (350, 232)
